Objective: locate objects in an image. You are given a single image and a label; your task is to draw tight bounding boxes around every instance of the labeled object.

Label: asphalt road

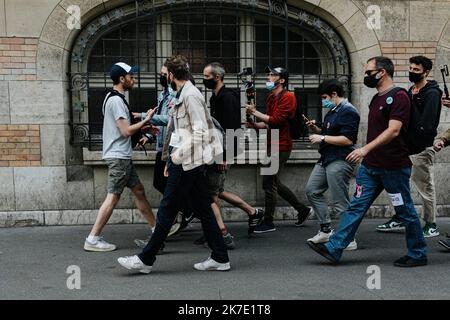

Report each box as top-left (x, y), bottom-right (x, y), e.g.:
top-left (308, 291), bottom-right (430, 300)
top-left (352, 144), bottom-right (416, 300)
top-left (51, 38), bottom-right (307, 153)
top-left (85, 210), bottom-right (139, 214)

top-left (1, 218), bottom-right (450, 300)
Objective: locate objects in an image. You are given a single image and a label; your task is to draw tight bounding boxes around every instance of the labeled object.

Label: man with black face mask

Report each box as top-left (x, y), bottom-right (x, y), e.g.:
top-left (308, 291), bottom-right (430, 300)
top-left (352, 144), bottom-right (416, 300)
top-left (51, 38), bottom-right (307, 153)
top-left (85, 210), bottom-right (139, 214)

top-left (133, 60), bottom-right (181, 249)
top-left (198, 62), bottom-right (264, 247)
top-left (307, 56), bottom-right (427, 268)
top-left (377, 56), bottom-right (442, 238)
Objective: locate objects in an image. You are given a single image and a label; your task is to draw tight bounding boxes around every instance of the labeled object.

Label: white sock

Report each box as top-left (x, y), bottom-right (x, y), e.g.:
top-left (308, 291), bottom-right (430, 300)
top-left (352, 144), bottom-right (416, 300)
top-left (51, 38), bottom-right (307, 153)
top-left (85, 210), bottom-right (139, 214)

top-left (87, 235), bottom-right (99, 243)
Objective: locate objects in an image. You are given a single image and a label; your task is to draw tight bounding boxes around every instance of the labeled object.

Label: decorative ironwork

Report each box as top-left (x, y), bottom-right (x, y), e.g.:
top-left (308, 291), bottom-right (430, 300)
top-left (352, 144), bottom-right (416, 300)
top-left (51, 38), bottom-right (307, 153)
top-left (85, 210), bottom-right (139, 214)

top-left (70, 73), bottom-right (88, 91)
top-left (269, 0), bottom-right (287, 18)
top-left (72, 125), bottom-right (90, 143)
top-left (69, 0), bottom-right (351, 149)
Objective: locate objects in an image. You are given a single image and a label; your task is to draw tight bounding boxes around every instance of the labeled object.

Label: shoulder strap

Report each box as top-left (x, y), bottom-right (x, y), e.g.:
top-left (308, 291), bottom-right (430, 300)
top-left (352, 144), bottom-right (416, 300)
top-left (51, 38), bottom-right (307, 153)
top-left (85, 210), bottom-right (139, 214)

top-left (102, 90), bottom-right (130, 115)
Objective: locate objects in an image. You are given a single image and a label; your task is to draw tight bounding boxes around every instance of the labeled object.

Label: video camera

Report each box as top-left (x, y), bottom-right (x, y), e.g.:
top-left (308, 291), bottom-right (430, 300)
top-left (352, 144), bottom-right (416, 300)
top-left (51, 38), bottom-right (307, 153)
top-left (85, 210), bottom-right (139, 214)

top-left (238, 67), bottom-right (255, 122)
top-left (440, 64), bottom-right (449, 99)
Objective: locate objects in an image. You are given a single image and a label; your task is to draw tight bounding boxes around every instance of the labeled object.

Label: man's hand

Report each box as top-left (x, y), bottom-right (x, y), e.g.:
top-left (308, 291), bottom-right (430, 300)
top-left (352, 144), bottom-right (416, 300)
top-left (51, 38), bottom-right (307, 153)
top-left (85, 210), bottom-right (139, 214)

top-left (142, 124), bottom-right (160, 136)
top-left (164, 164), bottom-right (169, 177)
top-left (144, 108), bottom-right (156, 122)
top-left (306, 119), bottom-right (317, 128)
top-left (442, 97), bottom-right (450, 108)
top-left (346, 147), bottom-right (367, 164)
top-left (433, 139), bottom-right (445, 152)
top-left (135, 136), bottom-right (149, 149)
top-left (246, 103), bottom-right (256, 115)
top-left (309, 134), bottom-right (324, 145)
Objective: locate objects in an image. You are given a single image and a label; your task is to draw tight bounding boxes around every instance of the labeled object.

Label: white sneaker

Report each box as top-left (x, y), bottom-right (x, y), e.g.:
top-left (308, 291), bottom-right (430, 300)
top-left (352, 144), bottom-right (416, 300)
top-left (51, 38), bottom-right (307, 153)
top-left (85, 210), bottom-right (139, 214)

top-left (167, 222), bottom-right (181, 238)
top-left (307, 230), bottom-right (333, 244)
top-left (344, 239), bottom-right (358, 251)
top-left (193, 257), bottom-right (231, 271)
top-left (84, 237), bottom-right (116, 252)
top-left (117, 255), bottom-right (152, 274)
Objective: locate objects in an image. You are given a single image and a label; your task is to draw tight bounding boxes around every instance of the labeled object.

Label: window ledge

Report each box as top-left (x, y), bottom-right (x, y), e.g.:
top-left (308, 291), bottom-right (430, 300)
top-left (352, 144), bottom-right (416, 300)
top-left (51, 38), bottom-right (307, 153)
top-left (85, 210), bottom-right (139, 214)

top-left (82, 148), bottom-right (320, 166)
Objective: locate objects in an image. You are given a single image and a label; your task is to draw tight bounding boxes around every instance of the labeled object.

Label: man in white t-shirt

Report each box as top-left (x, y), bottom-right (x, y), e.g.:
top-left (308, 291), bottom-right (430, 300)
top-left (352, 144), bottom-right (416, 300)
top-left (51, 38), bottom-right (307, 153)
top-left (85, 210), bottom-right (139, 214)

top-left (84, 62), bottom-right (157, 252)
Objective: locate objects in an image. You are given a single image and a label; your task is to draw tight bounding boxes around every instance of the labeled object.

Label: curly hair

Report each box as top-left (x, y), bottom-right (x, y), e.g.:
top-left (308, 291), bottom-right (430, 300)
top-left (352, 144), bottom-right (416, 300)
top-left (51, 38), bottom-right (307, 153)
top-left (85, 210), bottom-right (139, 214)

top-left (167, 55), bottom-right (190, 81)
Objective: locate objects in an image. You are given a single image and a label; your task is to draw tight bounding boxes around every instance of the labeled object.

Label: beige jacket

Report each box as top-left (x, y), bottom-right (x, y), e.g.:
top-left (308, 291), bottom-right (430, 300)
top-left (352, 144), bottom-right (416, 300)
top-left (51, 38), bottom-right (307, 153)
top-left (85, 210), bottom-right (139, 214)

top-left (162, 81), bottom-right (223, 171)
top-left (438, 128), bottom-right (450, 147)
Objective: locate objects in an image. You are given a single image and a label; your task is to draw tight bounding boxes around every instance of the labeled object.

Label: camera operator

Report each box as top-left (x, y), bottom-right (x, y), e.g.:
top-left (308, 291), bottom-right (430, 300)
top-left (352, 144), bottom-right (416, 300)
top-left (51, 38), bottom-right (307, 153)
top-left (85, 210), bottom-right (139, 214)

top-left (245, 66), bottom-right (310, 233)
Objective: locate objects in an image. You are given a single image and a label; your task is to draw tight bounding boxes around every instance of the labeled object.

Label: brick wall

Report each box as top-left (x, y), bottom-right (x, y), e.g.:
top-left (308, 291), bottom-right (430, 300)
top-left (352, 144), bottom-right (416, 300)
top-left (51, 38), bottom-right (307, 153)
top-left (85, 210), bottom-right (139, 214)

top-left (0, 125), bottom-right (41, 167)
top-left (380, 41), bottom-right (437, 84)
top-left (0, 37), bottom-right (37, 81)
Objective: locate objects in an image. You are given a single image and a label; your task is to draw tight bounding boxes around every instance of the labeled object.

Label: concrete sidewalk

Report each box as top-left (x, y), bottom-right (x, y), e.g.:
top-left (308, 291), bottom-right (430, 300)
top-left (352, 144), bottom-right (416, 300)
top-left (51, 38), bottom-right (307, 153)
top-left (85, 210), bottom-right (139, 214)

top-left (1, 218), bottom-right (450, 300)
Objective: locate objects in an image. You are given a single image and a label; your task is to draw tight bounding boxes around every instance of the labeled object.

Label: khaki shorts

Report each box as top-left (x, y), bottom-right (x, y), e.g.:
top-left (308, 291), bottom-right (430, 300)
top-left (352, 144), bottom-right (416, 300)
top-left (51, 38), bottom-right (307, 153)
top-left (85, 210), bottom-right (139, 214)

top-left (105, 159), bottom-right (141, 194)
top-left (206, 164), bottom-right (229, 196)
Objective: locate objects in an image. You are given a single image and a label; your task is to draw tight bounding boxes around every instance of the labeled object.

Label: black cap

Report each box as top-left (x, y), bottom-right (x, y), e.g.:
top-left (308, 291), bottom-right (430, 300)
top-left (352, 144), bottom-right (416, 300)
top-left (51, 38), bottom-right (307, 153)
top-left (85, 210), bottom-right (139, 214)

top-left (265, 66), bottom-right (289, 80)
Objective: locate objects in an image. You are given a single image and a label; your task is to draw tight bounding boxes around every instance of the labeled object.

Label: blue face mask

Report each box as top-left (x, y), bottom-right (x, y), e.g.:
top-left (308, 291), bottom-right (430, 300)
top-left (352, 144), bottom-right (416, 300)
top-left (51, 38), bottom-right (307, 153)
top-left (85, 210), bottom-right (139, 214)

top-left (266, 81), bottom-right (280, 91)
top-left (322, 99), bottom-right (335, 109)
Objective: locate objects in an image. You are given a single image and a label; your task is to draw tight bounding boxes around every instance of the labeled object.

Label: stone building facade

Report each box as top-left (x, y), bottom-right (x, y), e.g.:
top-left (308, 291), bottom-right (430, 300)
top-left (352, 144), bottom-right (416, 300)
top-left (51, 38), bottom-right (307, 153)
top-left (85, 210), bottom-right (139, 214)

top-left (0, 0), bottom-right (449, 227)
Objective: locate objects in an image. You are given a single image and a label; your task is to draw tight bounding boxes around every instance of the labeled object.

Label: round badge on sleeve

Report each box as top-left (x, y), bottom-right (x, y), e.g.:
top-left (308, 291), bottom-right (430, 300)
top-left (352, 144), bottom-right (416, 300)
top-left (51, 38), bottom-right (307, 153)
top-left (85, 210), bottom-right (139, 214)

top-left (386, 97), bottom-right (394, 105)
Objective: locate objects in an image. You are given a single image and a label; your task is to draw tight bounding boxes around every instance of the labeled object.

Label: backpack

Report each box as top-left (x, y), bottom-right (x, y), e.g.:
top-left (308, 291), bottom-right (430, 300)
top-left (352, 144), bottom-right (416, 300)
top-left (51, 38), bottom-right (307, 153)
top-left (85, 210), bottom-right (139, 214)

top-left (278, 90), bottom-right (305, 139)
top-left (102, 90), bottom-right (146, 153)
top-left (368, 87), bottom-right (424, 155)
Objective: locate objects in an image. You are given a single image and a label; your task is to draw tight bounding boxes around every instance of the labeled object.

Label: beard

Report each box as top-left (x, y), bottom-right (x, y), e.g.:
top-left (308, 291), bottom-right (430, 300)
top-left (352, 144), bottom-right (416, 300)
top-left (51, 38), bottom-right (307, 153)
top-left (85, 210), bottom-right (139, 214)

top-left (123, 81), bottom-right (134, 91)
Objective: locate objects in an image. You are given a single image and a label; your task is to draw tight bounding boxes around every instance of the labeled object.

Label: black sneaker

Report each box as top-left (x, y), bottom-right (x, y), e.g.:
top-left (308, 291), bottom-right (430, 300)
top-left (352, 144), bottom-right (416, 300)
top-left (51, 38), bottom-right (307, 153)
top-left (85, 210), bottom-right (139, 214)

top-left (295, 208), bottom-right (313, 227)
top-left (248, 209), bottom-right (264, 235)
top-left (254, 221), bottom-right (276, 234)
top-left (194, 235), bottom-right (206, 245)
top-left (393, 255), bottom-right (427, 267)
top-left (306, 241), bottom-right (339, 264)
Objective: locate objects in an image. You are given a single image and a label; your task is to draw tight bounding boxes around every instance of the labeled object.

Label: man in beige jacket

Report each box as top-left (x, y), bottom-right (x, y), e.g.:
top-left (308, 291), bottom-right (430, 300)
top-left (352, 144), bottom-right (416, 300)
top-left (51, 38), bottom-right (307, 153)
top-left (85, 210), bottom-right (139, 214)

top-left (117, 55), bottom-right (230, 273)
top-left (435, 97), bottom-right (450, 251)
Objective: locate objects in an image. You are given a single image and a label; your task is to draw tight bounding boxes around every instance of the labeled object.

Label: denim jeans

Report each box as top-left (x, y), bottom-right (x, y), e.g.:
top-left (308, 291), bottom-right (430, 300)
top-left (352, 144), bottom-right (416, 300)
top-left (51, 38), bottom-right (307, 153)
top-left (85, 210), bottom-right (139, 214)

top-left (305, 160), bottom-right (355, 225)
top-left (139, 163), bottom-right (229, 266)
top-left (325, 164), bottom-right (427, 261)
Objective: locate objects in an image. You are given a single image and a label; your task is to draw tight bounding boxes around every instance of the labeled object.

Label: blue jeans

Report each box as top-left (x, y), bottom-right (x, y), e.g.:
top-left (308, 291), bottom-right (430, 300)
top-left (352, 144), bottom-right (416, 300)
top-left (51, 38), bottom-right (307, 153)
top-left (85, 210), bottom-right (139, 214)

top-left (325, 165), bottom-right (427, 261)
top-left (139, 163), bottom-right (229, 266)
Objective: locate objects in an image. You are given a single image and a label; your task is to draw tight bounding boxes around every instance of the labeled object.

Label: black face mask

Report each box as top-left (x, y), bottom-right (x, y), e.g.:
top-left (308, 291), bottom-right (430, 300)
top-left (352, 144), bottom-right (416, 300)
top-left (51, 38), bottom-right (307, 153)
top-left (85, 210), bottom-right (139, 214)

top-left (203, 78), bottom-right (217, 90)
top-left (159, 75), bottom-right (168, 88)
top-left (364, 71), bottom-right (382, 88)
top-left (409, 72), bottom-right (425, 84)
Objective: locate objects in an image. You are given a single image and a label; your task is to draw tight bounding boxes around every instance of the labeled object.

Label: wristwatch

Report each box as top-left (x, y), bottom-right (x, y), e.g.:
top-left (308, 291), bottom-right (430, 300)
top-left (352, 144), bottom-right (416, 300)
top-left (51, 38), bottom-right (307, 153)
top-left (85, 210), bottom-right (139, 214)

top-left (321, 135), bottom-right (326, 142)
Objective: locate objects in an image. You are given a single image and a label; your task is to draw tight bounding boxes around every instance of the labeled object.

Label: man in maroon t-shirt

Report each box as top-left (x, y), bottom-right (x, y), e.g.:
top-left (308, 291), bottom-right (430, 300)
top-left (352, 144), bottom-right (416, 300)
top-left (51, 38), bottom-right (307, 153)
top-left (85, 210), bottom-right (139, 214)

top-left (246, 66), bottom-right (310, 233)
top-left (307, 56), bottom-right (427, 267)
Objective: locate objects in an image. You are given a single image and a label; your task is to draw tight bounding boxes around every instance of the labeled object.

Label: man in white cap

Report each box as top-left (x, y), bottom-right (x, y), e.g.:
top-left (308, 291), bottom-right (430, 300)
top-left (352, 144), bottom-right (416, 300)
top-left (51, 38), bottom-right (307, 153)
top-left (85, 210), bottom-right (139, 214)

top-left (84, 62), bottom-right (158, 252)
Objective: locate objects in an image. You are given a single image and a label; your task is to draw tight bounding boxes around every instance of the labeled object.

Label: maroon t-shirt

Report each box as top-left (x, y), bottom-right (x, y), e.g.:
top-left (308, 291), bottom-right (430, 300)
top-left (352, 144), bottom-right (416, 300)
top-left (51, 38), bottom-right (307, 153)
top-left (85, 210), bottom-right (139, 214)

top-left (362, 89), bottom-right (412, 169)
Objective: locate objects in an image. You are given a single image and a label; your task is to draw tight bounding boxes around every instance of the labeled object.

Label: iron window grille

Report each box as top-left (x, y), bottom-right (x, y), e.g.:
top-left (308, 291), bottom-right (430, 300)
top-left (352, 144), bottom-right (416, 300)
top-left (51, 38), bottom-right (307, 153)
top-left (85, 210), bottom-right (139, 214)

top-left (69, 0), bottom-right (351, 151)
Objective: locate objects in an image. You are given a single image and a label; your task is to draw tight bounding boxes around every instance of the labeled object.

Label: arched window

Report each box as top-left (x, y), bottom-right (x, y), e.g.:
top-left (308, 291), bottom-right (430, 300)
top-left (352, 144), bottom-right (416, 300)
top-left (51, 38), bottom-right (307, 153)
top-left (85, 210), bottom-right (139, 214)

top-left (69, 0), bottom-right (350, 150)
